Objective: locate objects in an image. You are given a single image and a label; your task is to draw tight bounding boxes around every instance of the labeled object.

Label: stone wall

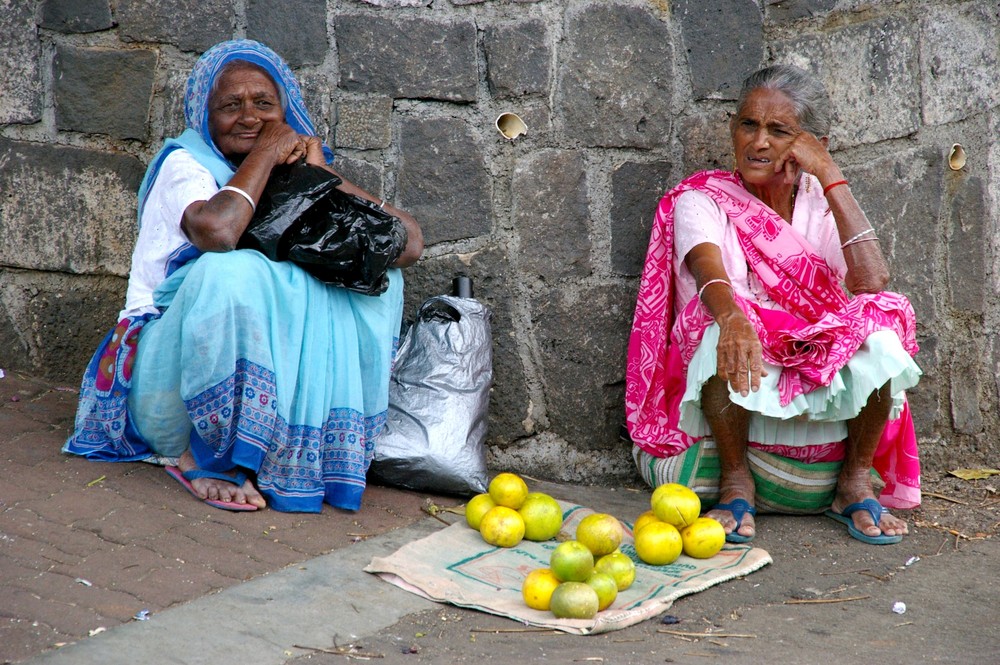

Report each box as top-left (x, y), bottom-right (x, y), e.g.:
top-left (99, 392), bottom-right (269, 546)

top-left (2, 0), bottom-right (997, 484)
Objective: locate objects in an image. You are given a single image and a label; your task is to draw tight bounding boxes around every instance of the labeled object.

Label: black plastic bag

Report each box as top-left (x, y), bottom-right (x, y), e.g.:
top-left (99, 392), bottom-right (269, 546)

top-left (238, 162), bottom-right (407, 296)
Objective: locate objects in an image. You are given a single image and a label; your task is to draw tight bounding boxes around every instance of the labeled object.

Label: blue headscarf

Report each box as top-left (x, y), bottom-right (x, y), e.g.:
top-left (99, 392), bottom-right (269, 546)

top-left (138, 39), bottom-right (333, 222)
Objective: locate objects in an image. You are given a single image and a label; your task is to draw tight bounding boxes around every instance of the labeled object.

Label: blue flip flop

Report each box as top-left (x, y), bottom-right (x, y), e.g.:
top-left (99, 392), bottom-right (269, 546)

top-left (824, 498), bottom-right (902, 545)
top-left (710, 498), bottom-right (756, 543)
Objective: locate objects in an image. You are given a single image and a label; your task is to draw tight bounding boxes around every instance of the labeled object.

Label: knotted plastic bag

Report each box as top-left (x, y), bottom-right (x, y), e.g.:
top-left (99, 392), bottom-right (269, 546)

top-left (238, 162), bottom-right (407, 296)
top-left (370, 295), bottom-right (493, 496)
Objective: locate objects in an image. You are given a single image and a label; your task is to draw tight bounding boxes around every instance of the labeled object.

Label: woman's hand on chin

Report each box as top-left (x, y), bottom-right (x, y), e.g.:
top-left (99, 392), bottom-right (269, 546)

top-left (773, 131), bottom-right (839, 186)
top-left (248, 120), bottom-right (307, 166)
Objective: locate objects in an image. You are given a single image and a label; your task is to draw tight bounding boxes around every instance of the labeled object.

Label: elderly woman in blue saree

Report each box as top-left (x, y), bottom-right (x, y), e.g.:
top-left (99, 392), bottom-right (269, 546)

top-left (63, 40), bottom-right (424, 513)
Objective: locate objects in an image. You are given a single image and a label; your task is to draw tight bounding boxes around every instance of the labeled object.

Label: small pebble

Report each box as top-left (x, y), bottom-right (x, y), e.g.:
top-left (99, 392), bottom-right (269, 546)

top-left (892, 601), bottom-right (906, 614)
top-left (660, 615), bottom-right (681, 625)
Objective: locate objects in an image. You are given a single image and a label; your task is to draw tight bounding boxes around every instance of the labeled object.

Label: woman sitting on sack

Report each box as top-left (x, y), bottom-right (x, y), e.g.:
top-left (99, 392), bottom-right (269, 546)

top-left (64, 39), bottom-right (423, 513)
top-left (626, 64), bottom-right (921, 545)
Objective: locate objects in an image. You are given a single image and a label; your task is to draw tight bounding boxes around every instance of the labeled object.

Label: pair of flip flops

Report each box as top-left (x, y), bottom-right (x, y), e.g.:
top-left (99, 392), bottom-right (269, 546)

top-left (165, 465), bottom-right (259, 512)
top-left (710, 498), bottom-right (756, 543)
top-left (824, 497), bottom-right (902, 545)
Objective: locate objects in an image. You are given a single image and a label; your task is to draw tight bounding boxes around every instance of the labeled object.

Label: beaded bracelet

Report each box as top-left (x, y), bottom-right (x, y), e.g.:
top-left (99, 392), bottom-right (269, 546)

top-left (823, 179), bottom-right (849, 196)
top-left (219, 185), bottom-right (256, 213)
top-left (840, 227), bottom-right (876, 248)
top-left (698, 278), bottom-right (733, 302)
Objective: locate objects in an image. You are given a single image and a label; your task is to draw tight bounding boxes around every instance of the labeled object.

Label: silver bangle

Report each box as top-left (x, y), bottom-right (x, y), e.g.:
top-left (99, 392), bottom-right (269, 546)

top-left (841, 227), bottom-right (875, 248)
top-left (218, 185), bottom-right (256, 213)
top-left (842, 236), bottom-right (880, 249)
top-left (698, 278), bottom-right (733, 302)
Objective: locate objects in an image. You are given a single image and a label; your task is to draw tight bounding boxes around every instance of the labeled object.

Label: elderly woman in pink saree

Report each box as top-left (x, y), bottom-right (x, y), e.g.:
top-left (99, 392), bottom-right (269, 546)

top-left (625, 65), bottom-right (921, 545)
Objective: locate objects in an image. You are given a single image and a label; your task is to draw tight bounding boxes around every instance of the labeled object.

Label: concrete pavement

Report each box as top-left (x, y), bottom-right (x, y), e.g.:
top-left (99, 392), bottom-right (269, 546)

top-left (2, 370), bottom-right (997, 664)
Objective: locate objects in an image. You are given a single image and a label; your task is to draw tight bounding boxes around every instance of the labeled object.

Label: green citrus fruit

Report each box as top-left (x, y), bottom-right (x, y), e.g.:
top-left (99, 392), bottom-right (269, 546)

top-left (549, 540), bottom-right (595, 582)
top-left (575, 513), bottom-right (624, 556)
top-left (634, 521), bottom-right (683, 565)
top-left (585, 571), bottom-right (618, 611)
top-left (594, 551), bottom-right (637, 591)
top-left (465, 493), bottom-right (497, 530)
top-left (632, 509), bottom-right (661, 535)
top-left (521, 568), bottom-right (562, 611)
top-left (479, 505), bottom-right (525, 547)
top-left (550, 581), bottom-right (599, 620)
top-left (651, 483), bottom-right (701, 528)
top-left (488, 472), bottom-right (529, 509)
top-left (518, 492), bottom-right (563, 541)
top-left (680, 516), bottom-right (726, 559)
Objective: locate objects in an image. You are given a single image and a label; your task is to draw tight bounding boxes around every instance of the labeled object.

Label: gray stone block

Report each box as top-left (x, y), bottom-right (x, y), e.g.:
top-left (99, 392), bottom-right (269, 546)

top-left (116, 0), bottom-right (232, 53)
top-left (610, 160), bottom-right (674, 276)
top-left (763, 0), bottom-right (837, 22)
top-left (0, 270), bottom-right (128, 382)
top-left (397, 117), bottom-right (492, 245)
top-left (907, 334), bottom-right (940, 437)
top-left (842, 147), bottom-right (942, 327)
top-left (332, 155), bottom-right (384, 200)
top-left (950, 339), bottom-right (983, 435)
top-left (401, 247), bottom-right (531, 444)
top-left (920, 3), bottom-right (1000, 126)
top-left (0, 2), bottom-right (41, 124)
top-left (0, 139), bottom-right (144, 276)
top-left (534, 283), bottom-right (635, 448)
top-left (40, 0), bottom-right (113, 33)
top-left (337, 15), bottom-right (477, 102)
top-left (334, 96), bottom-right (393, 150)
top-left (681, 109), bottom-right (735, 174)
top-left (512, 149), bottom-right (591, 281)
top-left (484, 20), bottom-right (550, 98)
top-left (947, 176), bottom-right (986, 314)
top-left (247, 0), bottom-right (327, 67)
top-left (558, 5), bottom-right (673, 149)
top-left (674, 0), bottom-right (764, 100)
top-left (53, 45), bottom-right (157, 141)
top-left (779, 17), bottom-right (920, 148)
top-left (358, 0), bottom-right (430, 6)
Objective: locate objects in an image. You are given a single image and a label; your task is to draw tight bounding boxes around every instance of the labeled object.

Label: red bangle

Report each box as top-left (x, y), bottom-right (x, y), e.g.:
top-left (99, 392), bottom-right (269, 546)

top-left (823, 179), bottom-right (849, 196)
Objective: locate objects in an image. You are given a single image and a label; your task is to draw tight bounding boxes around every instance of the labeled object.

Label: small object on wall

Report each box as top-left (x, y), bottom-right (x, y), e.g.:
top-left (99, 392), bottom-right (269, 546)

top-left (948, 143), bottom-right (966, 171)
top-left (496, 112), bottom-right (528, 140)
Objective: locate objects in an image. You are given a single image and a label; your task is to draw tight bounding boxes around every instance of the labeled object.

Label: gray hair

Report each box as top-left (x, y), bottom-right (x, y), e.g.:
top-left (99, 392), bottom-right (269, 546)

top-left (736, 64), bottom-right (831, 137)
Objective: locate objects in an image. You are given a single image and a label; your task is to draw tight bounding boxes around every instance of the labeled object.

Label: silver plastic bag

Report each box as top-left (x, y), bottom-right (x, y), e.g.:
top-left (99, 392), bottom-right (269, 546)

top-left (370, 295), bottom-right (492, 495)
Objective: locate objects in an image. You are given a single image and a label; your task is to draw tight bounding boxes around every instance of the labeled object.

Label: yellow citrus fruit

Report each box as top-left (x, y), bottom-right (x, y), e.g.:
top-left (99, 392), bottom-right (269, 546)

top-left (521, 568), bottom-right (562, 611)
top-left (632, 510), bottom-right (661, 535)
top-left (488, 472), bottom-right (530, 509)
top-left (479, 506), bottom-right (525, 548)
top-left (594, 551), bottom-right (636, 591)
top-left (518, 492), bottom-right (564, 542)
top-left (549, 581), bottom-right (600, 620)
top-left (575, 513), bottom-right (624, 557)
top-left (549, 540), bottom-right (595, 582)
top-left (585, 571), bottom-right (618, 611)
top-left (465, 493), bottom-right (497, 530)
top-left (634, 521), bottom-right (683, 565)
top-left (651, 483), bottom-right (701, 528)
top-left (680, 516), bottom-right (726, 559)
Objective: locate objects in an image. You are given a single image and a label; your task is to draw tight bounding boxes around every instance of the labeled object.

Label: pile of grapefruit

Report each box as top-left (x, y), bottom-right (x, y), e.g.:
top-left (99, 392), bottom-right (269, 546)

top-left (464, 475), bottom-right (729, 621)
top-left (465, 472), bottom-right (563, 548)
top-left (523, 512), bottom-right (636, 620)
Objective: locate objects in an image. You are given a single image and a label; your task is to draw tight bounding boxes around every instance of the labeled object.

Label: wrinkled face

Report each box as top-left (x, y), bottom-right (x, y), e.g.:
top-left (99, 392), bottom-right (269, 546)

top-left (208, 63), bottom-right (283, 160)
top-left (730, 88), bottom-right (802, 189)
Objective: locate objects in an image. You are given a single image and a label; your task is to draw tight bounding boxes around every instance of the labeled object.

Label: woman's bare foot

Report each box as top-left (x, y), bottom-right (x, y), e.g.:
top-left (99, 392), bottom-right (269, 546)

top-left (706, 470), bottom-right (757, 540)
top-left (177, 450), bottom-right (267, 508)
top-left (831, 473), bottom-right (907, 538)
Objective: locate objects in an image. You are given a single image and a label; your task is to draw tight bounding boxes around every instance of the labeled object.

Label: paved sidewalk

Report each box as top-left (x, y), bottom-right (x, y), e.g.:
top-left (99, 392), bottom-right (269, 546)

top-left (2, 370), bottom-right (997, 664)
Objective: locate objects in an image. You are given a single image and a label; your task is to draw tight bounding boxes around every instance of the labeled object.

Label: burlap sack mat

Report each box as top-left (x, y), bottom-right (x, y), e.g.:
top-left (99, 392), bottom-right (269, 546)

top-left (366, 501), bottom-right (771, 635)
